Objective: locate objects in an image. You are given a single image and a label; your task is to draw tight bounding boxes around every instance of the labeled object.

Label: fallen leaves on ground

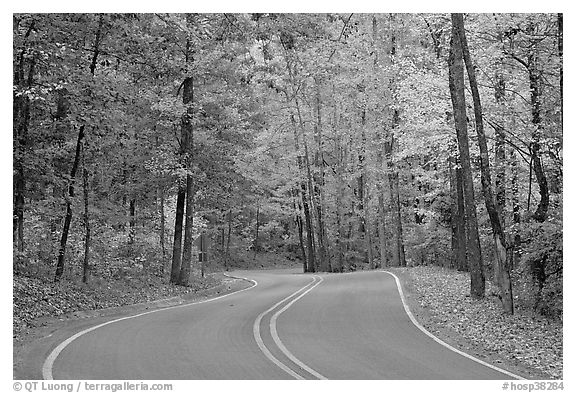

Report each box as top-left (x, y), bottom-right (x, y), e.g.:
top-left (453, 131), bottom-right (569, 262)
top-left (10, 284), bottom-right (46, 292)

top-left (13, 273), bottom-right (221, 343)
top-left (396, 266), bottom-right (562, 379)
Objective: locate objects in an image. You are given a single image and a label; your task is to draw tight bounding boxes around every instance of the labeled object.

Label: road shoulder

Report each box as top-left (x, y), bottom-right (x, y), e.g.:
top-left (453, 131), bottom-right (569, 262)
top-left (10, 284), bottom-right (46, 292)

top-left (13, 274), bottom-right (253, 379)
top-left (386, 267), bottom-right (558, 380)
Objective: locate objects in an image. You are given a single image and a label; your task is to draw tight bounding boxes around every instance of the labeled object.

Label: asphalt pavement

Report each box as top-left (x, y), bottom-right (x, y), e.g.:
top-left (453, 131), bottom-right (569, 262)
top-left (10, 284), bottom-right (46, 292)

top-left (41, 269), bottom-right (520, 380)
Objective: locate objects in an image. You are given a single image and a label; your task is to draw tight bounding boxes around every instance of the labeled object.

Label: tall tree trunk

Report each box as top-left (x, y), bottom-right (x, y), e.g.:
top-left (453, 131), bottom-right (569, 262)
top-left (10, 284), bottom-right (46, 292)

top-left (13, 22), bottom-right (36, 253)
top-left (128, 199), bottom-right (135, 244)
top-left (377, 191), bottom-right (388, 268)
top-left (13, 96), bottom-right (31, 253)
top-left (170, 189), bottom-right (185, 283)
top-left (291, 113), bottom-right (316, 273)
top-left (225, 208), bottom-right (232, 268)
top-left (55, 15), bottom-right (102, 282)
top-left (291, 188), bottom-right (307, 272)
top-left (359, 109), bottom-right (375, 269)
top-left (254, 200), bottom-right (260, 254)
top-left (82, 141), bottom-right (91, 284)
top-left (179, 73), bottom-right (195, 286)
top-left (527, 23), bottom-right (549, 223)
top-left (376, 128), bottom-right (389, 269)
top-left (387, 159), bottom-right (405, 267)
top-left (386, 14), bottom-right (406, 267)
top-left (55, 125), bottom-right (85, 282)
top-left (302, 140), bottom-right (317, 274)
top-left (494, 80), bottom-right (507, 227)
top-left (450, 154), bottom-right (467, 271)
top-left (448, 14), bottom-right (485, 298)
top-left (455, 163), bottom-right (468, 272)
top-left (179, 172), bottom-right (194, 284)
top-left (372, 15), bottom-right (388, 269)
top-left (335, 135), bottom-right (346, 272)
top-left (174, 19), bottom-right (195, 285)
top-left (299, 111), bottom-right (319, 273)
top-left (284, 44), bottom-right (317, 273)
top-left (510, 147), bottom-right (521, 269)
top-left (158, 186), bottom-right (167, 274)
top-left (313, 81), bottom-right (330, 272)
top-left (493, 67), bottom-right (507, 290)
top-left (89, 15), bottom-right (104, 76)
top-left (456, 13), bottom-right (512, 312)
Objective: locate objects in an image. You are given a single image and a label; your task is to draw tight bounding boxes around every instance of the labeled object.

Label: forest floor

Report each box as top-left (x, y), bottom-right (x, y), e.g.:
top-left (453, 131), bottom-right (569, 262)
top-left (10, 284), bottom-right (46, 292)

top-left (389, 266), bottom-right (563, 380)
top-left (12, 270), bottom-right (251, 346)
top-left (13, 251), bottom-right (299, 345)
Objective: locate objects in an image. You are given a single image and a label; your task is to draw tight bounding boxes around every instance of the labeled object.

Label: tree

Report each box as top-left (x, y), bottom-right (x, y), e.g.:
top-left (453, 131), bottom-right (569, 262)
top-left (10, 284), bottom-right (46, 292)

top-left (448, 13), bottom-right (485, 299)
top-left (454, 13), bottom-right (513, 313)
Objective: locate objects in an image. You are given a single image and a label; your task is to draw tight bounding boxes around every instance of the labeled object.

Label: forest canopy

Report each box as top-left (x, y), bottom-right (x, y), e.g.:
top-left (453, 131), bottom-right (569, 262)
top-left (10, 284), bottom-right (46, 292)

top-left (13, 13), bottom-right (562, 318)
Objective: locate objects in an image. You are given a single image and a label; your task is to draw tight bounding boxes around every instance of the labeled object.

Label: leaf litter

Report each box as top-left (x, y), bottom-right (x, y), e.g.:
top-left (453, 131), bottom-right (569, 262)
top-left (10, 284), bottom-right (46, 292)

top-left (392, 266), bottom-right (562, 379)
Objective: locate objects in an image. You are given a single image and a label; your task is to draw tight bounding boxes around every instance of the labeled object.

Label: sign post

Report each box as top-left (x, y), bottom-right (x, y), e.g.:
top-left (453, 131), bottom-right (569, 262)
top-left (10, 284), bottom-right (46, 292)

top-left (194, 233), bottom-right (209, 277)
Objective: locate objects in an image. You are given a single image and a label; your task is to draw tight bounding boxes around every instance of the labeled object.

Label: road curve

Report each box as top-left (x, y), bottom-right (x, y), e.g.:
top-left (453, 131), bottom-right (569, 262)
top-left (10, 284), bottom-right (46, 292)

top-left (43, 269), bottom-right (521, 380)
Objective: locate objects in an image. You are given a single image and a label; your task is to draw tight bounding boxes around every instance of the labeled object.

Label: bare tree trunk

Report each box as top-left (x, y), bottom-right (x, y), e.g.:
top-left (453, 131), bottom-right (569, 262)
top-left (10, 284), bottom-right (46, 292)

top-left (457, 13), bottom-right (511, 311)
top-left (386, 14), bottom-right (406, 268)
top-left (460, 14), bottom-right (514, 314)
top-left (387, 161), bottom-right (406, 267)
top-left (291, 188), bottom-right (307, 272)
top-left (296, 214), bottom-right (306, 271)
top-left (455, 162), bottom-right (468, 272)
top-left (510, 147), bottom-right (521, 269)
top-left (384, 126), bottom-right (405, 267)
top-left (179, 171), bottom-right (194, 286)
top-left (493, 68), bottom-right (507, 289)
top-left (313, 81), bottom-right (329, 272)
top-left (170, 189), bottom-right (185, 283)
top-left (128, 199), bottom-right (135, 244)
top-left (82, 142), bottom-right (91, 284)
top-left (335, 134), bottom-right (346, 272)
top-left (56, 14), bottom-right (102, 282)
top-left (254, 200), bottom-right (260, 254)
top-left (448, 14), bottom-right (485, 298)
top-left (179, 72), bottom-right (195, 286)
top-left (449, 154), bottom-right (467, 271)
top-left (178, 18), bottom-right (195, 285)
top-left (377, 191), bottom-right (388, 268)
top-left (376, 143), bottom-right (390, 269)
top-left (13, 48), bottom-right (34, 254)
top-left (372, 15), bottom-right (388, 269)
top-left (158, 187), bottom-right (167, 273)
top-left (362, 150), bottom-right (375, 269)
top-left (291, 113), bottom-right (316, 273)
top-left (55, 125), bottom-right (85, 282)
top-left (358, 107), bottom-right (375, 269)
top-left (526, 23), bottom-right (549, 223)
top-left (302, 140), bottom-right (317, 274)
top-left (225, 208), bottom-right (232, 268)
top-left (251, 200), bottom-right (259, 260)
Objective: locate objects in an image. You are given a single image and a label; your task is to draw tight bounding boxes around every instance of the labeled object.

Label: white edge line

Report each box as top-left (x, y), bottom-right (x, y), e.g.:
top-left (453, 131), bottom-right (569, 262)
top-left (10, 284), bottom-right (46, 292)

top-left (252, 276), bottom-right (320, 380)
top-left (42, 273), bottom-right (258, 380)
top-left (381, 270), bottom-right (526, 380)
top-left (270, 275), bottom-right (327, 380)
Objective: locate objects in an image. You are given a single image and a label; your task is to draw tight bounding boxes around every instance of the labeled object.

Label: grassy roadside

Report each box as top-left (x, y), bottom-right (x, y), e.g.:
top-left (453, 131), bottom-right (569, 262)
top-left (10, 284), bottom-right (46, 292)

top-left (387, 266), bottom-right (562, 380)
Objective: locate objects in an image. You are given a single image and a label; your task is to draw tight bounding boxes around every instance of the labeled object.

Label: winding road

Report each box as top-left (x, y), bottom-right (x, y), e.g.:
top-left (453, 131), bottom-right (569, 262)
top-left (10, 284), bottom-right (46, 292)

top-left (40, 269), bottom-right (522, 380)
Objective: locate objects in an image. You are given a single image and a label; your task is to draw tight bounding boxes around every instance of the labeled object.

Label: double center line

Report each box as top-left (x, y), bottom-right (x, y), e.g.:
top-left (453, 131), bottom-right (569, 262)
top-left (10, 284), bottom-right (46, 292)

top-left (253, 275), bottom-right (327, 380)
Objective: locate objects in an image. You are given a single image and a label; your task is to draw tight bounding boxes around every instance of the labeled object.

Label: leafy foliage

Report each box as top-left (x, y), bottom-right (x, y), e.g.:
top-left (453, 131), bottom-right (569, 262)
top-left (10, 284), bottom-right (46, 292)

top-left (13, 14), bottom-right (562, 369)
